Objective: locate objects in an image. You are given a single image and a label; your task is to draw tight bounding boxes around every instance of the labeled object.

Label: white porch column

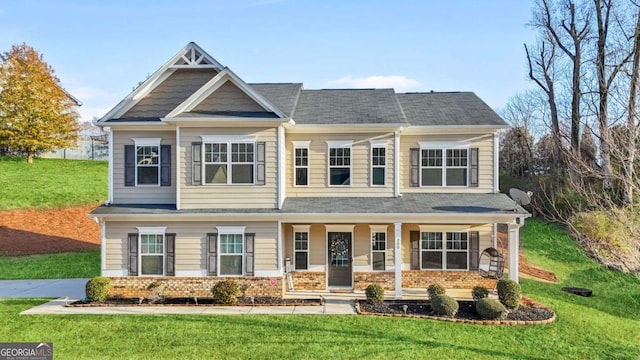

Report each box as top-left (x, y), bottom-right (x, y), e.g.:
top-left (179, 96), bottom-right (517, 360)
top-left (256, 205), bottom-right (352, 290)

top-left (508, 222), bottom-right (522, 282)
top-left (394, 221), bottom-right (402, 298)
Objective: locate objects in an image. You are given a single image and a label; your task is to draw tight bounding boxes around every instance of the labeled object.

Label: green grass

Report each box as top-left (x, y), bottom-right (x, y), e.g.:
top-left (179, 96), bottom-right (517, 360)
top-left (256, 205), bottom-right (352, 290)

top-left (0, 250), bottom-right (100, 280)
top-left (1, 219), bottom-right (639, 359)
top-left (0, 156), bottom-right (107, 210)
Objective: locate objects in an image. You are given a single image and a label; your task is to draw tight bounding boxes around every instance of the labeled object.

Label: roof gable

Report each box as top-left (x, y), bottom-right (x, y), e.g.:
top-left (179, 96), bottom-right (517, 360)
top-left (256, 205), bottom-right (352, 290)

top-left (166, 68), bottom-right (287, 119)
top-left (98, 42), bottom-right (223, 122)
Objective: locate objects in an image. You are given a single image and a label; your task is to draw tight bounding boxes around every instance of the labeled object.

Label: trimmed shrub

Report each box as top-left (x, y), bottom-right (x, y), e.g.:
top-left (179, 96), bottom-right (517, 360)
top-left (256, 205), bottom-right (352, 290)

top-left (476, 298), bottom-right (507, 320)
top-left (365, 284), bottom-right (385, 304)
top-left (85, 276), bottom-right (111, 303)
top-left (427, 283), bottom-right (446, 299)
top-left (430, 294), bottom-right (459, 317)
top-left (497, 279), bottom-right (521, 309)
top-left (211, 280), bottom-right (241, 305)
top-left (472, 286), bottom-right (490, 302)
top-left (146, 281), bottom-right (166, 304)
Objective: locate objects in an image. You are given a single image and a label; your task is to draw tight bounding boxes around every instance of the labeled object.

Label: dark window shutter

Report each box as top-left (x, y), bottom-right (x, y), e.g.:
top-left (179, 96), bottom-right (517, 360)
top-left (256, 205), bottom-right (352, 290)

top-left (128, 233), bottom-right (138, 276)
top-left (160, 145), bottom-right (171, 186)
top-left (245, 233), bottom-right (255, 276)
top-left (410, 148), bottom-right (419, 187)
top-left (165, 233), bottom-right (176, 276)
top-left (410, 230), bottom-right (420, 270)
top-left (207, 233), bottom-right (217, 276)
top-left (469, 231), bottom-right (480, 270)
top-left (192, 142), bottom-right (202, 185)
top-left (256, 142), bottom-right (266, 185)
top-left (125, 145), bottom-right (135, 187)
top-left (470, 147), bottom-right (479, 187)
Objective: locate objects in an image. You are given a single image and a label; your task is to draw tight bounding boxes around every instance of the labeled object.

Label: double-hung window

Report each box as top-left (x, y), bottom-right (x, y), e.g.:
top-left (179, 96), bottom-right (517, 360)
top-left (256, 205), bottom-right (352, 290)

top-left (201, 136), bottom-right (255, 185)
top-left (293, 141), bottom-right (310, 186)
top-left (137, 227), bottom-right (166, 276)
top-left (133, 138), bottom-right (161, 186)
top-left (370, 140), bottom-right (387, 186)
top-left (293, 225), bottom-right (310, 270)
top-left (327, 141), bottom-right (352, 186)
top-left (419, 143), bottom-right (469, 187)
top-left (371, 226), bottom-right (387, 271)
top-left (420, 231), bottom-right (468, 270)
top-left (219, 233), bottom-right (244, 275)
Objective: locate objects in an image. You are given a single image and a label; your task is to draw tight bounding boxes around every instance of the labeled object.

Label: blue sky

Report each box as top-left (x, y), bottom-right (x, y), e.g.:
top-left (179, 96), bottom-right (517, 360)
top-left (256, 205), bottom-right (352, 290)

top-left (0, 0), bottom-right (537, 121)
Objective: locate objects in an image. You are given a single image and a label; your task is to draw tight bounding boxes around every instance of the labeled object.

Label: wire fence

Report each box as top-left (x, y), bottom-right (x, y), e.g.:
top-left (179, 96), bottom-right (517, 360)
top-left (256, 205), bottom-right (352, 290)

top-left (41, 136), bottom-right (108, 160)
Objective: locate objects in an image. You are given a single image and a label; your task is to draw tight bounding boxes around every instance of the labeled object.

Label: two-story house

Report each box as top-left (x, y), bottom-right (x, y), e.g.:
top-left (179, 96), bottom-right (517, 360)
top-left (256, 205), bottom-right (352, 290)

top-left (90, 42), bottom-right (529, 299)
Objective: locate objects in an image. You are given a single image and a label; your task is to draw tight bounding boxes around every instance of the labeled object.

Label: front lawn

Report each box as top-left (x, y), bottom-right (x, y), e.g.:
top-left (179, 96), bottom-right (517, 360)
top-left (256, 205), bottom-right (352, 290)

top-left (0, 219), bottom-right (638, 359)
top-left (0, 156), bottom-right (107, 210)
top-left (0, 250), bottom-right (100, 279)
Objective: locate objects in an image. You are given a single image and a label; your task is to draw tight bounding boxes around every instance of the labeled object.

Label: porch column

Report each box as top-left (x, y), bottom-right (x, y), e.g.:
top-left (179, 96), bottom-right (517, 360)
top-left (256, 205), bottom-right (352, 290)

top-left (394, 221), bottom-right (402, 298)
top-left (508, 222), bottom-right (522, 282)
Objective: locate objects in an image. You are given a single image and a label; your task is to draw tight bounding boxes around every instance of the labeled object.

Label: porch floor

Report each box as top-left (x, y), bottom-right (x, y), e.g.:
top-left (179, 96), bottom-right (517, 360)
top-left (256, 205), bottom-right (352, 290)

top-left (284, 288), bottom-right (473, 301)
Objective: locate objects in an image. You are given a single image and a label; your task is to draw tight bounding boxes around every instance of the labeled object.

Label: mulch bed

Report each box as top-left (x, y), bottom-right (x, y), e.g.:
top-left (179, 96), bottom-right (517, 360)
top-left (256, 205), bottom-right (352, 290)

top-left (0, 204), bottom-right (101, 256)
top-left (357, 297), bottom-right (554, 325)
top-left (69, 297), bottom-right (322, 307)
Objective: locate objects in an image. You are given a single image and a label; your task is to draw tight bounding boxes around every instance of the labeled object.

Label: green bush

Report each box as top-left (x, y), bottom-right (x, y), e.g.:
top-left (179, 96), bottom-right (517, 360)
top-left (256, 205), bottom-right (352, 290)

top-left (211, 280), bottom-right (241, 304)
top-left (430, 294), bottom-right (459, 317)
top-left (472, 286), bottom-right (489, 302)
top-left (476, 298), bottom-right (507, 320)
top-left (427, 283), bottom-right (446, 299)
top-left (497, 279), bottom-right (521, 309)
top-left (85, 276), bottom-right (111, 303)
top-left (365, 284), bottom-right (385, 304)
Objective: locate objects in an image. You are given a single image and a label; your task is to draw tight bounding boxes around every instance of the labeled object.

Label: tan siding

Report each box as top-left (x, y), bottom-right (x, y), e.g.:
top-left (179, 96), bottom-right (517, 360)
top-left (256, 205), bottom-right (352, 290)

top-left (400, 134), bottom-right (494, 193)
top-left (180, 127), bottom-right (278, 209)
top-left (112, 130), bottom-right (176, 204)
top-left (353, 225), bottom-right (370, 267)
top-left (285, 133), bottom-right (395, 197)
top-left (104, 221), bottom-right (278, 273)
top-left (123, 68), bottom-right (218, 118)
top-left (193, 81), bottom-right (267, 113)
top-left (309, 224), bottom-right (326, 266)
top-left (401, 223), bottom-right (494, 266)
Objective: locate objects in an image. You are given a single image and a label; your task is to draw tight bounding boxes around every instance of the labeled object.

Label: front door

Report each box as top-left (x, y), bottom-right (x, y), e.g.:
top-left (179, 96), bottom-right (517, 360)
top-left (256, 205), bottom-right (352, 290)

top-left (327, 232), bottom-right (352, 287)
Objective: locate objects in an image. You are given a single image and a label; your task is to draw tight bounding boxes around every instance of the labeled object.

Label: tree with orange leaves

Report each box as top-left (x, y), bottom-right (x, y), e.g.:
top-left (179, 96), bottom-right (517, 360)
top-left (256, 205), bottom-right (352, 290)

top-left (0, 43), bottom-right (78, 163)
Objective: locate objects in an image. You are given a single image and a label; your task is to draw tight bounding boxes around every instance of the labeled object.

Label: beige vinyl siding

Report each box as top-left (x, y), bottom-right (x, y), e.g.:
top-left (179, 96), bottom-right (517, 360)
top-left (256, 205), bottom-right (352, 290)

top-left (104, 221), bottom-right (278, 272)
top-left (112, 130), bottom-right (176, 204)
top-left (401, 223), bottom-right (494, 266)
top-left (193, 81), bottom-right (267, 113)
top-left (283, 223), bottom-right (394, 271)
top-left (400, 134), bottom-right (494, 193)
top-left (285, 133), bottom-right (395, 197)
top-left (180, 127), bottom-right (278, 209)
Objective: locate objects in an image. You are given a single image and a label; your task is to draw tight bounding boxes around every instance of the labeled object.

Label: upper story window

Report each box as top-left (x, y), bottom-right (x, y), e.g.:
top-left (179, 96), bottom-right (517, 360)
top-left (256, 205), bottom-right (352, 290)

top-left (327, 141), bottom-right (352, 186)
top-left (292, 141), bottom-right (310, 187)
top-left (125, 138), bottom-right (171, 188)
top-left (199, 135), bottom-right (257, 185)
top-left (410, 142), bottom-right (478, 188)
top-left (370, 140), bottom-right (387, 186)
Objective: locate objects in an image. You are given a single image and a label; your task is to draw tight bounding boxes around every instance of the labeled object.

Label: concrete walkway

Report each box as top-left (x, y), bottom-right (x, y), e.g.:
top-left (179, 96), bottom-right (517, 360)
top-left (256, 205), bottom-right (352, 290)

top-left (0, 279), bottom-right (88, 299)
top-left (20, 298), bottom-right (356, 315)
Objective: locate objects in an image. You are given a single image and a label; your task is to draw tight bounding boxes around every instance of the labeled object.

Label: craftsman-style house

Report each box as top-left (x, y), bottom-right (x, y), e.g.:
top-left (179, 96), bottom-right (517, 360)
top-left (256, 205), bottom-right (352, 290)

top-left (90, 42), bottom-right (529, 298)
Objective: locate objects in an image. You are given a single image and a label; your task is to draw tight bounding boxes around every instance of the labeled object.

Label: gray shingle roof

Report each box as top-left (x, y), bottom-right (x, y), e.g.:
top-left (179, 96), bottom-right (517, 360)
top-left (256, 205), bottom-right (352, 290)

top-left (292, 89), bottom-right (408, 125)
top-left (90, 193), bottom-right (528, 216)
top-left (396, 92), bottom-right (508, 126)
top-left (250, 83), bottom-right (302, 118)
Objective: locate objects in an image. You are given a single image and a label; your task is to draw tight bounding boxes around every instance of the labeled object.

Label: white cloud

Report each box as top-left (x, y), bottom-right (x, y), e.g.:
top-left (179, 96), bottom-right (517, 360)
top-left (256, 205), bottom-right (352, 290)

top-left (327, 75), bottom-right (422, 92)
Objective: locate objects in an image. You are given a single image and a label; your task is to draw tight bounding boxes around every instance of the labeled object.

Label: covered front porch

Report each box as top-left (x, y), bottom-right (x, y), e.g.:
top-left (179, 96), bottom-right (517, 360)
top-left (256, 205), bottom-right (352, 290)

top-left (284, 288), bottom-right (476, 301)
top-left (279, 193), bottom-right (530, 298)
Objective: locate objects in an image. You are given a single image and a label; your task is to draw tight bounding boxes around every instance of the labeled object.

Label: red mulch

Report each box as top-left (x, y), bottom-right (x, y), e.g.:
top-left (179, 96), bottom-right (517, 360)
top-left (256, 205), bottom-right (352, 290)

top-left (0, 204), bottom-right (101, 256)
top-left (498, 231), bottom-right (559, 283)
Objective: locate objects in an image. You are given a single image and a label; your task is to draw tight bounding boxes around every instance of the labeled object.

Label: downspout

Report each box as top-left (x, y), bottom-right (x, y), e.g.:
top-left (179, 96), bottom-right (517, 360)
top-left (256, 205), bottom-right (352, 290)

top-left (394, 127), bottom-right (403, 197)
top-left (493, 133), bottom-right (499, 194)
top-left (93, 217), bottom-right (106, 275)
top-left (277, 125), bottom-right (286, 209)
top-left (105, 127), bottom-right (113, 204)
top-left (176, 126), bottom-right (181, 210)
